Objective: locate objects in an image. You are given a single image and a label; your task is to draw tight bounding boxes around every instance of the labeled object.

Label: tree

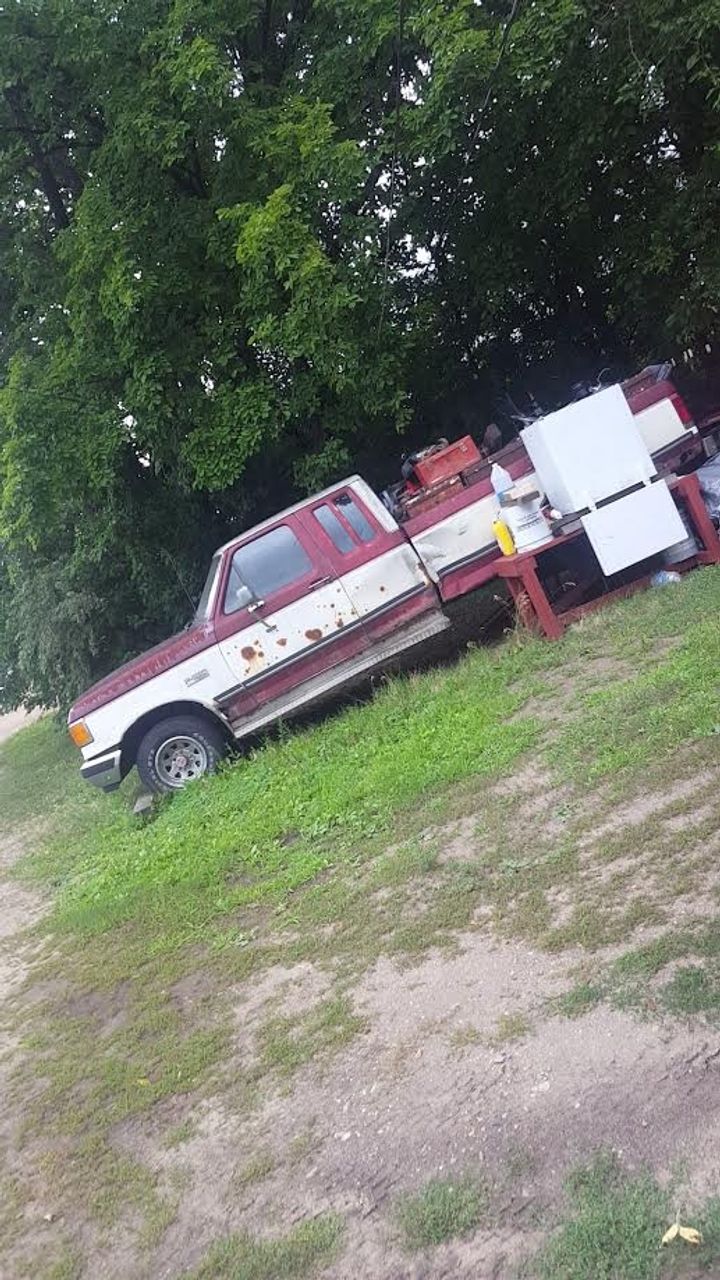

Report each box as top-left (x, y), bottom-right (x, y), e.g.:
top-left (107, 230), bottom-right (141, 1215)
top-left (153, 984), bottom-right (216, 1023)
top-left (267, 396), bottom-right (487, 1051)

top-left (1, 0), bottom-right (719, 709)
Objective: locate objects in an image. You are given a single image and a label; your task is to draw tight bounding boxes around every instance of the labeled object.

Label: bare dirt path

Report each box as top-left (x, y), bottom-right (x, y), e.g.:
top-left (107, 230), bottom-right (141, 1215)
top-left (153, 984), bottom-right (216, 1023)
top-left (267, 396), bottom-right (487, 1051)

top-left (0, 712), bottom-right (48, 994)
top-left (0, 707), bottom-right (42, 746)
top-left (0, 711), bottom-right (53, 1277)
top-left (118, 934), bottom-right (720, 1280)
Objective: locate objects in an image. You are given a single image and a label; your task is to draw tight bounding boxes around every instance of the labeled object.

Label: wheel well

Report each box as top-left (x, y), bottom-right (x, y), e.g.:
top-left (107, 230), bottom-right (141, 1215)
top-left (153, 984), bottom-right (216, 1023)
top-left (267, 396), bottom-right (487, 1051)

top-left (120, 702), bottom-right (232, 776)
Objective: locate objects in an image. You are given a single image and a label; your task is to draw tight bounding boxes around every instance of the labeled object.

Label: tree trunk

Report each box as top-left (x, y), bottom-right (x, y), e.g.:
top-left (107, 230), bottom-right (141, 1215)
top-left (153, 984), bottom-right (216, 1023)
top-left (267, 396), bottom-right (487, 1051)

top-left (3, 86), bottom-right (70, 230)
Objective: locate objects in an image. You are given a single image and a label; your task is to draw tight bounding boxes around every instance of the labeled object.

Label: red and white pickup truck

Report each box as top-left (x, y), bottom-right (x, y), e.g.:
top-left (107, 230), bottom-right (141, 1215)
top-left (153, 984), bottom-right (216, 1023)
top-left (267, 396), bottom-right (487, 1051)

top-left (68, 368), bottom-right (701, 793)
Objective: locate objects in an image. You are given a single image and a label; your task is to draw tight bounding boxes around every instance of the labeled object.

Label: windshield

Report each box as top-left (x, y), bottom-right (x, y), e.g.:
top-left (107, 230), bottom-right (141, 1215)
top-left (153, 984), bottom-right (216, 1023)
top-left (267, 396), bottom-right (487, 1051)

top-left (193, 552), bottom-right (222, 624)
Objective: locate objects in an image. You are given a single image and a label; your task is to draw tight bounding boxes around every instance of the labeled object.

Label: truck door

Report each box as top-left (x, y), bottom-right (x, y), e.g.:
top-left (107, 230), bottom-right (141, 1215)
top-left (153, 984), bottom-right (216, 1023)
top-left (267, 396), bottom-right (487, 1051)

top-left (212, 512), bottom-right (367, 724)
top-left (298, 480), bottom-right (439, 645)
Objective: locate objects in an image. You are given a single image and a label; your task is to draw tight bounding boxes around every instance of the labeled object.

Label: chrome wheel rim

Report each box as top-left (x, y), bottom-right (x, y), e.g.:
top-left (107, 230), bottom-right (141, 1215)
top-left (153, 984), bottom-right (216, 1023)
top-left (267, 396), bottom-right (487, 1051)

top-left (155, 735), bottom-right (209, 788)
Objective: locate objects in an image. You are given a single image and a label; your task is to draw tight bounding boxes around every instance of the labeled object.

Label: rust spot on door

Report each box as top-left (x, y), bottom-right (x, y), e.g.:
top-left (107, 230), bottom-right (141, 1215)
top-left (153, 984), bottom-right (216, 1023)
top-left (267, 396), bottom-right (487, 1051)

top-left (240, 643), bottom-right (267, 675)
top-left (277, 637), bottom-right (287, 647)
top-left (335, 617), bottom-right (345, 628)
top-left (305, 628), bottom-right (323, 642)
top-left (379, 585), bottom-right (386, 593)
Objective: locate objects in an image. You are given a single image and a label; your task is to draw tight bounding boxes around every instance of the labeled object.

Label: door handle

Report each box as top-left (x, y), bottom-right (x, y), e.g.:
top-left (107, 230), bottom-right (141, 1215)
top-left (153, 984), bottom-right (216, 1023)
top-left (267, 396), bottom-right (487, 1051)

top-left (247, 599), bottom-right (266, 613)
top-left (310, 576), bottom-right (332, 588)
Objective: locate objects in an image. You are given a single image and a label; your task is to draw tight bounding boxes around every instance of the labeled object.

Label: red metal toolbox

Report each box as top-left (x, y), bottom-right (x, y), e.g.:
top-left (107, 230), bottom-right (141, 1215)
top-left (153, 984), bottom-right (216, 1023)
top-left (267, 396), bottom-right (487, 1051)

top-left (413, 435), bottom-right (481, 487)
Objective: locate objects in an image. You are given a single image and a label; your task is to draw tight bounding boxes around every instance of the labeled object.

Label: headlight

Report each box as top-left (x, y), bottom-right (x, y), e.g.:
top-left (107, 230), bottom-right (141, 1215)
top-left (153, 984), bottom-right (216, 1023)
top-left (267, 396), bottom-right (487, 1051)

top-left (68, 720), bottom-right (94, 748)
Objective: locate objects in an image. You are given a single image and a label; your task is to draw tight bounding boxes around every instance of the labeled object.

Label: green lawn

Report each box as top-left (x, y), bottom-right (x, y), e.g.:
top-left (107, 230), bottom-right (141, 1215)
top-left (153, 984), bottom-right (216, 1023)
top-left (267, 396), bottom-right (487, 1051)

top-left (14, 566), bottom-right (720, 954)
top-left (527, 1153), bottom-right (720, 1280)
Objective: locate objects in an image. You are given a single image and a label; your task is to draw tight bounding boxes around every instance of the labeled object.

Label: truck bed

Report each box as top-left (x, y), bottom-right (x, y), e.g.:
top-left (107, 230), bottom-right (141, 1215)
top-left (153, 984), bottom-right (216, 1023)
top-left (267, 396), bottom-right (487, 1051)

top-left (401, 392), bottom-right (701, 604)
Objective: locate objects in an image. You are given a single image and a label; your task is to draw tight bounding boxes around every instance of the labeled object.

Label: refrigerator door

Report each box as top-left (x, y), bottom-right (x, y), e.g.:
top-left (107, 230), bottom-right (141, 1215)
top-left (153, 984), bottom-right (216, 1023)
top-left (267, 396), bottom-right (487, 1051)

top-left (581, 482), bottom-right (686, 576)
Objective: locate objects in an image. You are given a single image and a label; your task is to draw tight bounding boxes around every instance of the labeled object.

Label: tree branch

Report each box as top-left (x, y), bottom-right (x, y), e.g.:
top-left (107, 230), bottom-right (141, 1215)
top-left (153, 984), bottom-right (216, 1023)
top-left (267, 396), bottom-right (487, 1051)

top-left (3, 85), bottom-right (70, 229)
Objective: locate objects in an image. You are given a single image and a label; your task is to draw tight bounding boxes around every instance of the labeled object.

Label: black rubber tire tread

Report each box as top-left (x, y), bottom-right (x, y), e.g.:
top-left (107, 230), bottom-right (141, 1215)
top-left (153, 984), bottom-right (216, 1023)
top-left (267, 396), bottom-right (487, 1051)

top-left (135, 713), bottom-right (228, 794)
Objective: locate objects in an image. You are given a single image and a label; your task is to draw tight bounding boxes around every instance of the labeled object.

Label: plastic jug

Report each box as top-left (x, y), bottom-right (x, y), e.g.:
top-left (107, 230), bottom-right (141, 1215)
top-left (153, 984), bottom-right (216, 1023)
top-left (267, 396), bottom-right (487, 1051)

top-left (490, 463), bottom-right (513, 496)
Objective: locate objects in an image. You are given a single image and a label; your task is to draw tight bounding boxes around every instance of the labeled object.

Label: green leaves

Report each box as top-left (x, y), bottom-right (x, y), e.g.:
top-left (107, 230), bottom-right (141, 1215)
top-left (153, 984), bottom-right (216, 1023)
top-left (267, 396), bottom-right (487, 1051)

top-left (181, 378), bottom-right (287, 490)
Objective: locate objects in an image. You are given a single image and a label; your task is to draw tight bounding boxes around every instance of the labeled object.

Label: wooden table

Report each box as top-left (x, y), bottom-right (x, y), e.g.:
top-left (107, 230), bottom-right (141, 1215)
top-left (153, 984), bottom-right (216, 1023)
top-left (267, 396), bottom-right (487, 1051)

top-left (494, 472), bottom-right (720, 640)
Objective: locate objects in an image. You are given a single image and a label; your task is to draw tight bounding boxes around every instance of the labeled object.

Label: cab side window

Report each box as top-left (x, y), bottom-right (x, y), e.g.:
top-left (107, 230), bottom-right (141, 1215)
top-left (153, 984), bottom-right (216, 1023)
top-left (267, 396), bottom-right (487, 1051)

top-left (224, 526), bottom-right (312, 614)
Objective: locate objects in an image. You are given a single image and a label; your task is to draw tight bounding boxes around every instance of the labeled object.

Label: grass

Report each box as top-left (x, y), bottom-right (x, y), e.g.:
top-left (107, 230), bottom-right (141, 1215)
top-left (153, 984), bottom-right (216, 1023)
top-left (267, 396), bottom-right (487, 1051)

top-left (661, 963), bottom-right (720, 1016)
top-left (233, 1151), bottom-right (276, 1191)
top-left (0, 1174), bottom-right (27, 1250)
top-left (394, 1175), bottom-right (486, 1249)
top-left (21, 1247), bottom-right (83, 1280)
top-left (554, 983), bottom-right (604, 1019)
top-left (526, 1151), bottom-right (720, 1279)
top-left (28, 639), bottom-right (543, 941)
top-left (19, 993), bottom-right (230, 1140)
top-left (257, 995), bottom-right (367, 1075)
top-left (555, 616), bottom-right (720, 782)
top-left (490, 1011), bottom-right (532, 1044)
top-left (287, 1126), bottom-right (318, 1165)
top-left (557, 920), bottom-right (720, 1024)
top-left (527, 1152), bottom-right (668, 1279)
top-left (163, 1119), bottom-right (199, 1148)
top-left (0, 714), bottom-right (89, 830)
top-left (16, 569), bottom-right (720, 967)
top-left (35, 1136), bottom-right (175, 1234)
top-left (520, 1157), bottom-right (666, 1274)
top-left (449, 1024), bottom-right (482, 1052)
top-left (5, 567), bottom-right (720, 1272)
top-left (0, 713), bottom-right (136, 848)
top-left (188, 1214), bottom-right (343, 1279)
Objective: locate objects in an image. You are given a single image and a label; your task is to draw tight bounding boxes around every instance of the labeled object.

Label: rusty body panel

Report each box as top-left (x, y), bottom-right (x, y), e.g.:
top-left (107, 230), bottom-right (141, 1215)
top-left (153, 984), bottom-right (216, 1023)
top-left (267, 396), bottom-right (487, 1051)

top-left (69, 621), bottom-right (218, 722)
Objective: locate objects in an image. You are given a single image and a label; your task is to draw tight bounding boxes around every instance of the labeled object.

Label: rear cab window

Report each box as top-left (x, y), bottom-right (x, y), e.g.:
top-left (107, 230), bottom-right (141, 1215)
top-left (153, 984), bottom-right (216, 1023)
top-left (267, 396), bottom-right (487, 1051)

top-left (313, 504), bottom-right (355, 553)
top-left (335, 493), bottom-right (376, 543)
top-left (312, 493), bottom-right (378, 553)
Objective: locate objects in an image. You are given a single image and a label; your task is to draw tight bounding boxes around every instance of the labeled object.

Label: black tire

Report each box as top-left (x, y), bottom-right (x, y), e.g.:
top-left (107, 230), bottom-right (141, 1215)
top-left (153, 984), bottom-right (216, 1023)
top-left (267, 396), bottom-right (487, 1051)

top-left (136, 714), bottom-right (228, 794)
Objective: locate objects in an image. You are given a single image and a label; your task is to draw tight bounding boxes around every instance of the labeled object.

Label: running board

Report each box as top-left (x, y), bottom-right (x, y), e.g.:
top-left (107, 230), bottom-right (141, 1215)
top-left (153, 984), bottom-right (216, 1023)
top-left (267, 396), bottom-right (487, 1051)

top-left (229, 609), bottom-right (450, 740)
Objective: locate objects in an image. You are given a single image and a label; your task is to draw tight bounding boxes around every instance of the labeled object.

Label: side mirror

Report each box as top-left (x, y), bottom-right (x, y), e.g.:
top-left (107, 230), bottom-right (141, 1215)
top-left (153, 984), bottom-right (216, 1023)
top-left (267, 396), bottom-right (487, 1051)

top-left (232, 583), bottom-right (255, 611)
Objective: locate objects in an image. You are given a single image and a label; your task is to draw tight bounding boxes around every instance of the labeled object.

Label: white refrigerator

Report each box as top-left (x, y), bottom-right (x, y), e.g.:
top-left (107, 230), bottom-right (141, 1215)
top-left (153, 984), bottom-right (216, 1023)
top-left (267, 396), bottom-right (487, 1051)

top-left (521, 386), bottom-right (686, 575)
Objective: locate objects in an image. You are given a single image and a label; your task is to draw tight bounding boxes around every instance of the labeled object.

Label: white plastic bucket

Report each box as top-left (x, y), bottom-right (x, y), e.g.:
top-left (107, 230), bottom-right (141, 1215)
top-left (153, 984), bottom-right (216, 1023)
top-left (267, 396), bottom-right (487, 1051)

top-left (501, 492), bottom-right (551, 551)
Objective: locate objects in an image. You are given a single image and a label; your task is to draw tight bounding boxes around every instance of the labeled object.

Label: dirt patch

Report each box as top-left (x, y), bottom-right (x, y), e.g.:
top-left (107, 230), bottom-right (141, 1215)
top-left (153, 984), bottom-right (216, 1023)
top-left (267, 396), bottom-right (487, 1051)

top-left (170, 968), bottom-right (218, 1015)
top-left (663, 798), bottom-right (718, 834)
top-left (0, 708), bottom-right (43, 746)
top-left (0, 835), bottom-right (64, 1275)
top-left (491, 763), bottom-right (576, 829)
top-left (508, 654), bottom-right (636, 734)
top-left (61, 980), bottom-right (132, 1037)
top-left (582, 769), bottom-right (717, 847)
top-left (0, 830), bottom-right (47, 1009)
top-left (436, 816), bottom-right (480, 865)
top-left (581, 654), bottom-right (637, 683)
top-left (105, 929), bottom-right (720, 1279)
top-left (233, 960), bottom-right (332, 1027)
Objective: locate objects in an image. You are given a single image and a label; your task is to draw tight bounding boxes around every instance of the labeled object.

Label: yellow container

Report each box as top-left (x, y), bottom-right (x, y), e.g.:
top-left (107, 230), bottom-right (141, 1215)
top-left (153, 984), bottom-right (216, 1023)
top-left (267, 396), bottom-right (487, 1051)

top-left (492, 517), bottom-right (516, 556)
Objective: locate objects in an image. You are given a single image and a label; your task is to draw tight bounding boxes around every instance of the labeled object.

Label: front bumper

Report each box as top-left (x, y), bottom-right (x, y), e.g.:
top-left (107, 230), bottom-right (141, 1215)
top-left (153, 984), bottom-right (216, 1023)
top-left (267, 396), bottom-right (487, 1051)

top-left (81, 749), bottom-right (122, 793)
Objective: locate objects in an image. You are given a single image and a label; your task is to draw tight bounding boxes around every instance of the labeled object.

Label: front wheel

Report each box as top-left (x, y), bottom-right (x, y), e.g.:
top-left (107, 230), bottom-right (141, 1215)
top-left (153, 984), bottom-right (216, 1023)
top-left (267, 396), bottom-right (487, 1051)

top-left (136, 714), bottom-right (228, 794)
